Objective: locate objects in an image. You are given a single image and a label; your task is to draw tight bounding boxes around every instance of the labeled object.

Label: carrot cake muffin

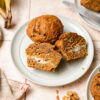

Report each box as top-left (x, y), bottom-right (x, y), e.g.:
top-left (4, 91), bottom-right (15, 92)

top-left (27, 15), bottom-right (63, 43)
top-left (25, 43), bottom-right (62, 72)
top-left (55, 32), bottom-right (87, 61)
top-left (90, 73), bottom-right (100, 100)
top-left (81, 0), bottom-right (100, 12)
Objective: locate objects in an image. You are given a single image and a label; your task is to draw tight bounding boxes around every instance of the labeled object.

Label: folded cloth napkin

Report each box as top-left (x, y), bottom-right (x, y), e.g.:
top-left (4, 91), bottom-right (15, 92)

top-left (0, 69), bottom-right (30, 100)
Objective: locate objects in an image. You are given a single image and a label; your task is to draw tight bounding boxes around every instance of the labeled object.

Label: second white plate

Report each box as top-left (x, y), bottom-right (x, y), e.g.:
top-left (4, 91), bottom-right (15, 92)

top-left (11, 16), bottom-right (94, 86)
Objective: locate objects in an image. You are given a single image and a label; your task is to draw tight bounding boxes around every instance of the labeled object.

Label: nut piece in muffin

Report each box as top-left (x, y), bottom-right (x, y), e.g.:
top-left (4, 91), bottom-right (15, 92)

top-left (90, 73), bottom-right (100, 100)
top-left (27, 15), bottom-right (63, 43)
top-left (25, 43), bottom-right (62, 72)
top-left (81, 0), bottom-right (100, 12)
top-left (55, 32), bottom-right (87, 61)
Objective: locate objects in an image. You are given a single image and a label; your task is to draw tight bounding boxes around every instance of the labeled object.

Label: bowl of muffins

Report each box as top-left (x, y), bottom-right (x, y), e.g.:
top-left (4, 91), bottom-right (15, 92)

top-left (75, 0), bottom-right (100, 31)
top-left (11, 15), bottom-right (94, 86)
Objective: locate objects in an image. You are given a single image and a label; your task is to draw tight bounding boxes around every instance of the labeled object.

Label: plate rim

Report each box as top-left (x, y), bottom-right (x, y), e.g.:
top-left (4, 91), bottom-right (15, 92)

top-left (75, 0), bottom-right (100, 31)
top-left (10, 16), bottom-right (94, 87)
top-left (86, 64), bottom-right (100, 100)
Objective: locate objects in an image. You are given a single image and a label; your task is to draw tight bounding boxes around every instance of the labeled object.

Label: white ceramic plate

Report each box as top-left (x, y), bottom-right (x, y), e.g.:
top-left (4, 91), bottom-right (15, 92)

top-left (86, 65), bottom-right (100, 100)
top-left (75, 0), bottom-right (100, 31)
top-left (11, 16), bottom-right (94, 86)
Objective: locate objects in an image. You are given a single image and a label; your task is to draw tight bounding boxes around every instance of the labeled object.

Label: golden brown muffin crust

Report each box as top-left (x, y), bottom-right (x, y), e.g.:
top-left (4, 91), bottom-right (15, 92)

top-left (91, 73), bottom-right (100, 100)
top-left (27, 15), bottom-right (63, 43)
top-left (81, 0), bottom-right (100, 12)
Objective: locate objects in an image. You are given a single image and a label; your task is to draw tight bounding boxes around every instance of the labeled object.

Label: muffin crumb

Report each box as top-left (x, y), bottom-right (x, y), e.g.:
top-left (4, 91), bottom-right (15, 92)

top-left (55, 32), bottom-right (87, 61)
top-left (56, 90), bottom-right (59, 94)
top-left (27, 15), bottom-right (63, 43)
top-left (56, 95), bottom-right (60, 100)
top-left (66, 91), bottom-right (79, 100)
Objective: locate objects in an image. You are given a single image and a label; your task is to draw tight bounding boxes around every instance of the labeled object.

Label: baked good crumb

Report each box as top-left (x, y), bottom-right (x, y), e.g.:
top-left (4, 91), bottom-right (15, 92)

top-left (26, 42), bottom-right (62, 72)
top-left (82, 67), bottom-right (85, 70)
top-left (62, 96), bottom-right (68, 100)
top-left (56, 90), bottom-right (79, 100)
top-left (55, 32), bottom-right (88, 61)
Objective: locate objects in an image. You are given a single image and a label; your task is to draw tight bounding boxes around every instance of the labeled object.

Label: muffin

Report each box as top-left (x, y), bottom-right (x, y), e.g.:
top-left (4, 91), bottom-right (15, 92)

top-left (91, 73), bottom-right (100, 100)
top-left (25, 43), bottom-right (62, 72)
top-left (81, 0), bottom-right (100, 12)
top-left (55, 32), bottom-right (87, 61)
top-left (27, 15), bottom-right (63, 43)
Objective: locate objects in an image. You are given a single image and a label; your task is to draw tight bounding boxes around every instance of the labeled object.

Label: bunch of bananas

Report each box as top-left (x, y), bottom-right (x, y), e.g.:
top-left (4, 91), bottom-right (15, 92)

top-left (0, 0), bottom-right (12, 28)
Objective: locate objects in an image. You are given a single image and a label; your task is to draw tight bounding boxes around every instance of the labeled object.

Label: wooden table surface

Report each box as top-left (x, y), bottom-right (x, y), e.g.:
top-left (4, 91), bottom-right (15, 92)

top-left (0, 0), bottom-right (100, 100)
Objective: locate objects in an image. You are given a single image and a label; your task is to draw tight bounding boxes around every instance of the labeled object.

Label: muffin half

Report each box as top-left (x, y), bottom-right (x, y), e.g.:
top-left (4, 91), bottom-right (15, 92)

top-left (91, 73), bottom-right (100, 100)
top-left (26, 43), bottom-right (62, 72)
top-left (55, 32), bottom-right (88, 61)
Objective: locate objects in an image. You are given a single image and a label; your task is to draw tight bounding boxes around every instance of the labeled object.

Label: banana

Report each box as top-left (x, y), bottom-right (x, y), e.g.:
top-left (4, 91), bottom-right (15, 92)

top-left (0, 0), bottom-right (5, 9)
top-left (0, 8), bottom-right (6, 19)
top-left (4, 0), bottom-right (11, 14)
top-left (4, 0), bottom-right (12, 28)
top-left (0, 0), bottom-right (7, 27)
top-left (0, 0), bottom-right (12, 28)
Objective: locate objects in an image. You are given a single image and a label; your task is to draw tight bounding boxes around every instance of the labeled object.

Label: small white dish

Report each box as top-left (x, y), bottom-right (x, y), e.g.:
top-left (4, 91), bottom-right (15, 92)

top-left (11, 16), bottom-right (94, 86)
top-left (75, 0), bottom-right (100, 31)
top-left (86, 64), bottom-right (100, 100)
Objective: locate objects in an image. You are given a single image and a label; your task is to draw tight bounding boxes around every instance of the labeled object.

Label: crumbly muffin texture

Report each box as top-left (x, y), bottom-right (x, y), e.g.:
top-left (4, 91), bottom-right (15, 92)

top-left (81, 0), bottom-right (100, 12)
top-left (26, 43), bottom-right (62, 72)
top-left (90, 73), bottom-right (100, 100)
top-left (62, 91), bottom-right (79, 100)
top-left (55, 32), bottom-right (88, 61)
top-left (27, 15), bottom-right (63, 43)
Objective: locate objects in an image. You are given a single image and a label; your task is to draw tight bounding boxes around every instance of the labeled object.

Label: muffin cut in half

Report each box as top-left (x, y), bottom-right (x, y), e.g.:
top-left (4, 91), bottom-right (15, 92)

top-left (90, 73), bottom-right (100, 100)
top-left (27, 15), bottom-right (63, 43)
top-left (81, 0), bottom-right (100, 12)
top-left (25, 43), bottom-right (62, 72)
top-left (55, 32), bottom-right (88, 61)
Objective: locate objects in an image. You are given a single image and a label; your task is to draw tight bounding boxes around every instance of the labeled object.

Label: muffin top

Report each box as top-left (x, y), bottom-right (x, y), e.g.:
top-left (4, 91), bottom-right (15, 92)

top-left (27, 15), bottom-right (63, 43)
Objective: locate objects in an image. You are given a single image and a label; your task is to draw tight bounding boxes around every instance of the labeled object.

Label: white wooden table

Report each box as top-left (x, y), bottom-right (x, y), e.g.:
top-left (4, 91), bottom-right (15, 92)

top-left (0, 0), bottom-right (100, 100)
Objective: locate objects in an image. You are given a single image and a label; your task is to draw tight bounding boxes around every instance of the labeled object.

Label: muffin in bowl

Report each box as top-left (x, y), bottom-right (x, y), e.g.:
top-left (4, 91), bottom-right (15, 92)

top-left (81, 0), bottom-right (100, 12)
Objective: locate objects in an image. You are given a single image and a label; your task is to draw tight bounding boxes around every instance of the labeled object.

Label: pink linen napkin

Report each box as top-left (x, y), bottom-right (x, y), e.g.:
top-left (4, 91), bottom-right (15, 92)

top-left (0, 69), bottom-right (30, 100)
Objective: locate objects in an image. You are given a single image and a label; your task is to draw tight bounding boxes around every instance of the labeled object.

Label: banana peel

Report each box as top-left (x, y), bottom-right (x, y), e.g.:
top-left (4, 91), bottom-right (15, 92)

top-left (0, 0), bottom-right (12, 29)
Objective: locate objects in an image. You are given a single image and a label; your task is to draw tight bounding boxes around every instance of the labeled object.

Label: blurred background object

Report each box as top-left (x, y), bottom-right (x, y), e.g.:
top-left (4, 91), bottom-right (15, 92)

top-left (0, 0), bottom-right (12, 29)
